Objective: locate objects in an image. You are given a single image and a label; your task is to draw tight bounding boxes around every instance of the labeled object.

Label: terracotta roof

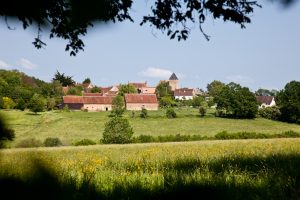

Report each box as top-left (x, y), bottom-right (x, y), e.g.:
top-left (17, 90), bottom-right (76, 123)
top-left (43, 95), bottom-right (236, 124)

top-left (101, 86), bottom-right (113, 94)
top-left (83, 96), bottom-right (114, 104)
top-left (129, 82), bottom-right (147, 89)
top-left (169, 73), bottom-right (178, 80)
top-left (124, 94), bottom-right (158, 104)
top-left (83, 93), bottom-right (102, 96)
top-left (63, 95), bottom-right (114, 104)
top-left (256, 96), bottom-right (274, 105)
top-left (174, 88), bottom-right (194, 96)
top-left (63, 96), bottom-right (83, 104)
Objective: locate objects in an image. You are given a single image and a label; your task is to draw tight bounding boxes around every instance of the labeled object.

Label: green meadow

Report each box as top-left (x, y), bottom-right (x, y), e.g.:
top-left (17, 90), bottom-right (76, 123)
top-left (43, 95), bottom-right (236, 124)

top-left (2, 108), bottom-right (300, 147)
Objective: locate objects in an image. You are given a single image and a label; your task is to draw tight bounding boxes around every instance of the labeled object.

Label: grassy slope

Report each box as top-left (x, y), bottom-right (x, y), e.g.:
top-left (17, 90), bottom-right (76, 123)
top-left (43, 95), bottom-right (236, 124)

top-left (1, 108), bottom-right (300, 146)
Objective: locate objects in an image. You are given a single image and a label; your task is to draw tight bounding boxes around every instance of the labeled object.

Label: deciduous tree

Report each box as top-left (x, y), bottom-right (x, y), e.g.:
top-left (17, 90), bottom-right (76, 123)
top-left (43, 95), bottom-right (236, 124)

top-left (276, 81), bottom-right (300, 124)
top-left (214, 82), bottom-right (258, 119)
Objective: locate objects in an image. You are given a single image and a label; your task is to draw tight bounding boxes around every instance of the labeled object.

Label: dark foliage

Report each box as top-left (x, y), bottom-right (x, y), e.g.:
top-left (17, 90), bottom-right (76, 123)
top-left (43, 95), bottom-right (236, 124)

top-left (15, 138), bottom-right (43, 148)
top-left (0, 113), bottom-right (15, 148)
top-left (44, 137), bottom-right (63, 147)
top-left (140, 107), bottom-right (148, 118)
top-left (258, 106), bottom-right (281, 120)
top-left (276, 81), bottom-right (300, 124)
top-left (214, 82), bottom-right (258, 119)
top-left (52, 70), bottom-right (75, 87)
top-left (74, 139), bottom-right (96, 146)
top-left (166, 108), bottom-right (177, 118)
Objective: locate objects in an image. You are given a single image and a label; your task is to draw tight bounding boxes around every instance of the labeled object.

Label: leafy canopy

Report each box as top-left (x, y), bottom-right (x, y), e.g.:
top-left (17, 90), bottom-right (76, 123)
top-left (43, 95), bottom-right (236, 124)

top-left (1, 0), bottom-right (277, 56)
top-left (118, 84), bottom-right (137, 96)
top-left (276, 81), bottom-right (300, 124)
top-left (214, 82), bottom-right (258, 119)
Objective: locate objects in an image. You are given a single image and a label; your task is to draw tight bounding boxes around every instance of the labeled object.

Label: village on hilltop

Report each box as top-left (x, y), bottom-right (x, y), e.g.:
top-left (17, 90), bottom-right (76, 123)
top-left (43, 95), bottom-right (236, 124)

top-left (61, 72), bottom-right (275, 112)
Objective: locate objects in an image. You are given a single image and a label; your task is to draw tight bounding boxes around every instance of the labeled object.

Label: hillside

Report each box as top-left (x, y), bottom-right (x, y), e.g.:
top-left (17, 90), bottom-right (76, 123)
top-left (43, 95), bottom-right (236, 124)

top-left (2, 108), bottom-right (300, 147)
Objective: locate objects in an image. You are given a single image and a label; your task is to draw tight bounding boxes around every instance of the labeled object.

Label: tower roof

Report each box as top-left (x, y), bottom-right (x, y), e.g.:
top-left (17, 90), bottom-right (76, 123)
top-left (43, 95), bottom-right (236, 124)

top-left (169, 73), bottom-right (178, 80)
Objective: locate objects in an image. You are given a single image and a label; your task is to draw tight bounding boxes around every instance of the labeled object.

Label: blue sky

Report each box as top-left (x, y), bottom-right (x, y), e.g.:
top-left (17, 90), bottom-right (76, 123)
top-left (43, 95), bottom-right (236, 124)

top-left (0, 1), bottom-right (299, 92)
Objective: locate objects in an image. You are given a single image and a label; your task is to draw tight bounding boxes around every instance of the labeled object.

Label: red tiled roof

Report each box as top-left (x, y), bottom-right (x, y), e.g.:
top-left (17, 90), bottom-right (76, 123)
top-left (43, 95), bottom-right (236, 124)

top-left (124, 94), bottom-right (158, 104)
top-left (101, 86), bottom-right (113, 94)
top-left (129, 82), bottom-right (147, 89)
top-left (63, 96), bottom-right (114, 104)
top-left (83, 96), bottom-right (114, 104)
top-left (174, 88), bottom-right (194, 96)
top-left (83, 93), bottom-right (102, 96)
top-left (63, 96), bottom-right (83, 103)
top-left (256, 96), bottom-right (274, 105)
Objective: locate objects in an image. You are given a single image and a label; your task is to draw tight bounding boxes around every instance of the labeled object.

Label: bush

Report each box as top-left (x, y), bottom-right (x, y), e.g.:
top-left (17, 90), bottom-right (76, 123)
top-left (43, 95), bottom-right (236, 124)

top-left (258, 106), bottom-right (281, 120)
top-left (275, 130), bottom-right (300, 138)
top-left (28, 94), bottom-right (46, 113)
top-left (44, 137), bottom-right (63, 147)
top-left (0, 113), bottom-right (15, 148)
top-left (215, 131), bottom-right (269, 140)
top-left (74, 139), bottom-right (96, 146)
top-left (16, 98), bottom-right (27, 111)
top-left (102, 116), bottom-right (134, 144)
top-left (16, 138), bottom-right (43, 148)
top-left (62, 104), bottom-right (70, 112)
top-left (166, 108), bottom-right (176, 118)
top-left (140, 107), bottom-right (148, 118)
top-left (199, 106), bottom-right (206, 117)
top-left (2, 97), bottom-right (16, 109)
top-left (131, 111), bottom-right (136, 118)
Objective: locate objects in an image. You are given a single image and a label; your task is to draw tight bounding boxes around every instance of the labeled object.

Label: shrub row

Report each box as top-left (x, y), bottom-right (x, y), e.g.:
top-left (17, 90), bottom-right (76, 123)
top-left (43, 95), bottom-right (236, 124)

top-left (13, 131), bottom-right (300, 148)
top-left (131, 130), bottom-right (300, 143)
top-left (15, 138), bottom-right (97, 148)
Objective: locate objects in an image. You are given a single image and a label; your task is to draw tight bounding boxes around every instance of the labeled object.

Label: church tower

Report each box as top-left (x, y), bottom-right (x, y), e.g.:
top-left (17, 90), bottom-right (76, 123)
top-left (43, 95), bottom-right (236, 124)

top-left (168, 73), bottom-right (179, 91)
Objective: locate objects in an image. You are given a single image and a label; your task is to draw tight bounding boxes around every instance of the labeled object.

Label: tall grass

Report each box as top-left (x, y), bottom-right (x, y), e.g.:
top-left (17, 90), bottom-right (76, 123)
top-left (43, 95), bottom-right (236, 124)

top-left (0, 139), bottom-right (299, 199)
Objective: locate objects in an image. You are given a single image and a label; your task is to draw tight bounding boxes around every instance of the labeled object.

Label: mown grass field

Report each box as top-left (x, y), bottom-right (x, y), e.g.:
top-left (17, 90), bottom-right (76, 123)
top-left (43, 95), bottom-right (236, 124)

top-left (1, 108), bottom-right (300, 147)
top-left (0, 139), bottom-right (300, 199)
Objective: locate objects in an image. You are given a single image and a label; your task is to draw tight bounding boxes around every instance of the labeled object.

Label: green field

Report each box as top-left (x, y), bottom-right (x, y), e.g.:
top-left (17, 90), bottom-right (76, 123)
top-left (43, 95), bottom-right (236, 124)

top-left (0, 139), bottom-right (299, 199)
top-left (1, 108), bottom-right (300, 147)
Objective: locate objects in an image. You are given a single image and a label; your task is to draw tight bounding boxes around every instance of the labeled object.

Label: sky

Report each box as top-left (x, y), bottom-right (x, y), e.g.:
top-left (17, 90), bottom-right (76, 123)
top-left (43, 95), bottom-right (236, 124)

top-left (0, 1), bottom-right (299, 92)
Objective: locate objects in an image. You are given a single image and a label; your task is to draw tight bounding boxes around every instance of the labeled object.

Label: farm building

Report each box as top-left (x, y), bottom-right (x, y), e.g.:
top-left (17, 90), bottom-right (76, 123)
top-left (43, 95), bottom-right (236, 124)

top-left (174, 88), bottom-right (195, 100)
top-left (124, 94), bottom-right (159, 110)
top-left (61, 96), bottom-right (84, 110)
top-left (256, 96), bottom-right (276, 109)
top-left (82, 96), bottom-right (114, 111)
top-left (62, 95), bottom-right (114, 111)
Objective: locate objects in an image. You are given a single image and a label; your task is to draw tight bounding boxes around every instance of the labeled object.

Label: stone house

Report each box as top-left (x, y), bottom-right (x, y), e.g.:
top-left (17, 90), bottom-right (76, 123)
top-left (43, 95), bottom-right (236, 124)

top-left (124, 94), bottom-right (158, 110)
top-left (256, 96), bottom-right (276, 109)
top-left (174, 88), bottom-right (195, 100)
top-left (82, 96), bottom-right (114, 111)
